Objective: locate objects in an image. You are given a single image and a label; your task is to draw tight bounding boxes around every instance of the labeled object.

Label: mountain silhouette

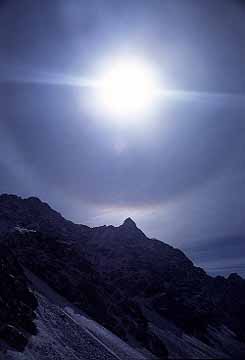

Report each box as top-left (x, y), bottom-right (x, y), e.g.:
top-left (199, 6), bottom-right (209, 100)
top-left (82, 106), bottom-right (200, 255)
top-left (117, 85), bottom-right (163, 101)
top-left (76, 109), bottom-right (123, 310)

top-left (1, 194), bottom-right (245, 358)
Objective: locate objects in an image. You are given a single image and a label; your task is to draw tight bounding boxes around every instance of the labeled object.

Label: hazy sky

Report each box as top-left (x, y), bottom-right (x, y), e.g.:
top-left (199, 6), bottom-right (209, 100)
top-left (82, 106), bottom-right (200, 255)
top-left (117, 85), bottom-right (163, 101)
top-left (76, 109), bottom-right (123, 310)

top-left (0, 0), bottom-right (245, 276)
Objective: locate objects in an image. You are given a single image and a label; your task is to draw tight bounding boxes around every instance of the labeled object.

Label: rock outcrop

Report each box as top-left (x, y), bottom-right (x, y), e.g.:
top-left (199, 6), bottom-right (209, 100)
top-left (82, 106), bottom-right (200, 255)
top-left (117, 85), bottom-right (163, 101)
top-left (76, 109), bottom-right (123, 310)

top-left (0, 244), bottom-right (37, 352)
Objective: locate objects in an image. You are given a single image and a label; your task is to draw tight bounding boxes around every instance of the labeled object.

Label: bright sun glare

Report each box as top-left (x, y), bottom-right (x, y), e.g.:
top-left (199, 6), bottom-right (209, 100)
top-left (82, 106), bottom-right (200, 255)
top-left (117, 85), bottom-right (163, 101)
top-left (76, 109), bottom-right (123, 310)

top-left (96, 58), bottom-right (158, 117)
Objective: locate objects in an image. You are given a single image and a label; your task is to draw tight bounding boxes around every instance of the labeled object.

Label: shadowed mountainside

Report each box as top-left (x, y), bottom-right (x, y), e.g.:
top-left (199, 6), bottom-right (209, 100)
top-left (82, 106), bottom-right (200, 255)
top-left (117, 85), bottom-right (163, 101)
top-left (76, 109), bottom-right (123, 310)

top-left (1, 194), bottom-right (245, 358)
top-left (0, 244), bottom-right (37, 353)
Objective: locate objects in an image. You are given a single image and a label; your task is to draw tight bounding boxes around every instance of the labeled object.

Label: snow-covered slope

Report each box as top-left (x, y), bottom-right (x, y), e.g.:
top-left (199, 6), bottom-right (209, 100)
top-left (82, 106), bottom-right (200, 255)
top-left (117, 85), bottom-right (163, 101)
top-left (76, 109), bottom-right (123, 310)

top-left (4, 270), bottom-right (151, 360)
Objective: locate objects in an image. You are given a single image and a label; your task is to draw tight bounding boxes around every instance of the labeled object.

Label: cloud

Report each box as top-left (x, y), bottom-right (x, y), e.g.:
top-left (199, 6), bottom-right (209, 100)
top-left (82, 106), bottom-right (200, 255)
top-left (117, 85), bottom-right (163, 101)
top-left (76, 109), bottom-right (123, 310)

top-left (1, 82), bottom-right (244, 208)
top-left (185, 235), bottom-right (245, 277)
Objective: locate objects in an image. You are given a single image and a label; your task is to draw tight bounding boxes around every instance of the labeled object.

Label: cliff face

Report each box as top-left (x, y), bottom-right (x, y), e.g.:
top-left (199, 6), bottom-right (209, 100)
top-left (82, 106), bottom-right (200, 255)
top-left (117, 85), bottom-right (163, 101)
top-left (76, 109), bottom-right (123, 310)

top-left (1, 194), bottom-right (245, 358)
top-left (0, 244), bottom-right (37, 352)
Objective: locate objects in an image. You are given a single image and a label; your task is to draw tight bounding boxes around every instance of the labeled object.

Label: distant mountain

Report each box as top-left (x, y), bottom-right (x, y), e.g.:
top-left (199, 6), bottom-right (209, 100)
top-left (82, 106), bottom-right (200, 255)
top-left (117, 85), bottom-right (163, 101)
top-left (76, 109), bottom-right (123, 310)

top-left (1, 194), bottom-right (245, 358)
top-left (185, 235), bottom-right (245, 277)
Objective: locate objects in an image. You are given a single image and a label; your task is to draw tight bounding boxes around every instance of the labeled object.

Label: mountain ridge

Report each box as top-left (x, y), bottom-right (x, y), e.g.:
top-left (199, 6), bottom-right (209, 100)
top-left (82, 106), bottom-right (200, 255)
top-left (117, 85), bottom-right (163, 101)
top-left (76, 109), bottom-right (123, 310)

top-left (1, 193), bottom-right (245, 358)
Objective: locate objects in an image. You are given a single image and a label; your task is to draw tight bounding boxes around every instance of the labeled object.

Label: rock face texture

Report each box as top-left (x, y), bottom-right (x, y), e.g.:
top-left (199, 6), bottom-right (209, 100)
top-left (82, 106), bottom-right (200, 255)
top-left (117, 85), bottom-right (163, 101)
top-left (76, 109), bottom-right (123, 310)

top-left (84, 217), bottom-right (245, 345)
top-left (1, 194), bottom-right (245, 358)
top-left (0, 244), bottom-right (37, 352)
top-left (4, 229), bottom-right (167, 358)
top-left (0, 194), bottom-right (89, 241)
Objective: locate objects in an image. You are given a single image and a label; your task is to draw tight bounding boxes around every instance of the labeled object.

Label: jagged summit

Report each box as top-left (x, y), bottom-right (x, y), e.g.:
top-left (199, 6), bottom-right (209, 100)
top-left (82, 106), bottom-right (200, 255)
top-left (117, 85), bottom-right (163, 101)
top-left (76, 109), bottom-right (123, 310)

top-left (119, 217), bottom-right (143, 235)
top-left (122, 217), bottom-right (137, 228)
top-left (228, 273), bottom-right (243, 282)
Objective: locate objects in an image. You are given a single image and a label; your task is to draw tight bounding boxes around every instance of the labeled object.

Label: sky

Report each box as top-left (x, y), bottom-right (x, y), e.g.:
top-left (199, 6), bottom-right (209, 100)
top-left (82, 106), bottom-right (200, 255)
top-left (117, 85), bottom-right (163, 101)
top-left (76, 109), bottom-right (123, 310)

top-left (0, 0), bottom-right (245, 276)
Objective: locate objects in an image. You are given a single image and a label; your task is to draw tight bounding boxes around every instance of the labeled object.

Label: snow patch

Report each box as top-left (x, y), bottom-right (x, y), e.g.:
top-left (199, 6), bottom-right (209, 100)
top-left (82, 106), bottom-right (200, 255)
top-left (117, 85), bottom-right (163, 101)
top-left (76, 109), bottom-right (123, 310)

top-left (14, 226), bottom-right (37, 234)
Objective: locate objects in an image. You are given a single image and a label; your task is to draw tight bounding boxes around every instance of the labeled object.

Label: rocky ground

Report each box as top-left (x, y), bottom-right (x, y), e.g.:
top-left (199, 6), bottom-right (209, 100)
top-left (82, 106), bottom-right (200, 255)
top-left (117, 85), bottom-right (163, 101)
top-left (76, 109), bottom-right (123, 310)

top-left (0, 244), bottom-right (37, 353)
top-left (5, 271), bottom-right (148, 360)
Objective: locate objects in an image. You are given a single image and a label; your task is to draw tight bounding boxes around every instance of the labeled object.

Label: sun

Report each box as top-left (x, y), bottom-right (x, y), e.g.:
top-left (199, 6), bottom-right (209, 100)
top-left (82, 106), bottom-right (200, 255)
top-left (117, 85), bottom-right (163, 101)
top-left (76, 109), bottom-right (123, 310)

top-left (96, 58), bottom-right (158, 117)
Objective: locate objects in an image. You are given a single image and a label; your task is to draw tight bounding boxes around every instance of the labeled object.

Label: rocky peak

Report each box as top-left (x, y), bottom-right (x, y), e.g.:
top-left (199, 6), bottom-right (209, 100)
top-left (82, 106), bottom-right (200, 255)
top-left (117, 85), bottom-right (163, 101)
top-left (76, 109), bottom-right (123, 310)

top-left (121, 217), bottom-right (137, 229)
top-left (228, 273), bottom-right (243, 283)
top-left (0, 193), bottom-right (20, 201)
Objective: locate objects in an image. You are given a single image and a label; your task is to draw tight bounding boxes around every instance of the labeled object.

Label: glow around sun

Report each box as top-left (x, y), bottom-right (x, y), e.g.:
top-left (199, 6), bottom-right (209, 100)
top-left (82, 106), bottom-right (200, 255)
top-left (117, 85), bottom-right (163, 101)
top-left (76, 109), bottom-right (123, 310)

top-left (95, 58), bottom-right (158, 117)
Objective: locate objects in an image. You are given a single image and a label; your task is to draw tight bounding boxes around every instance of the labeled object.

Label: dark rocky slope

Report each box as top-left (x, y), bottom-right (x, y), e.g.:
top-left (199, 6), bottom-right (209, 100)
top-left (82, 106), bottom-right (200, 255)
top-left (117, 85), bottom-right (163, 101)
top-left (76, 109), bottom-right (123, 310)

top-left (1, 194), bottom-right (245, 358)
top-left (0, 244), bottom-right (37, 352)
top-left (0, 194), bottom-right (89, 241)
top-left (87, 218), bottom-right (245, 343)
top-left (3, 229), bottom-right (168, 358)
